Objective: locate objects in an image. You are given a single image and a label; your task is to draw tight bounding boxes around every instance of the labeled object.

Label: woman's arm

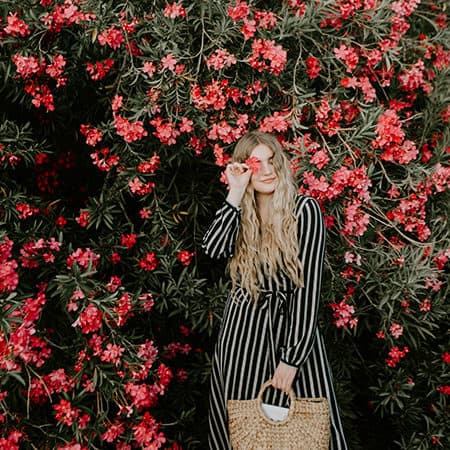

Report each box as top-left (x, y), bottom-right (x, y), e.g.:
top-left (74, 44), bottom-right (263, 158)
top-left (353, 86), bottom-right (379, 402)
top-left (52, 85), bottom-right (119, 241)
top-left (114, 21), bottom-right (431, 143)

top-left (279, 196), bottom-right (326, 368)
top-left (201, 163), bottom-right (251, 260)
top-left (201, 199), bottom-right (242, 260)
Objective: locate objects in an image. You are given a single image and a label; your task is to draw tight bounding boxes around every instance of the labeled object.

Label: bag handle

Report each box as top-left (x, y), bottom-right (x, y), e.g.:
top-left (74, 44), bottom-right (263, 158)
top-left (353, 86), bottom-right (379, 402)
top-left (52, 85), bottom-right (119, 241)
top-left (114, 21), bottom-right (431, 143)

top-left (257, 379), bottom-right (296, 424)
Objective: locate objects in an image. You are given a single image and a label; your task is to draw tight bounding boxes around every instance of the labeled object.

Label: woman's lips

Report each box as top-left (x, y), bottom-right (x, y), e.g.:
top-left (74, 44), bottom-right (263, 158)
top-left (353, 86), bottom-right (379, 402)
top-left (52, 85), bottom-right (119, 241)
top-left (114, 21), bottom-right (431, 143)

top-left (261, 177), bottom-right (276, 183)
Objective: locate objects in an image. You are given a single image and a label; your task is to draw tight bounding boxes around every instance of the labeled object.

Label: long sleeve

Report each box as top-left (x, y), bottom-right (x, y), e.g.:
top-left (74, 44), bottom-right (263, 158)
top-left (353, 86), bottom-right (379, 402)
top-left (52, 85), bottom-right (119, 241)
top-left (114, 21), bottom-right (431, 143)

top-left (201, 200), bottom-right (241, 260)
top-left (280, 196), bottom-right (326, 368)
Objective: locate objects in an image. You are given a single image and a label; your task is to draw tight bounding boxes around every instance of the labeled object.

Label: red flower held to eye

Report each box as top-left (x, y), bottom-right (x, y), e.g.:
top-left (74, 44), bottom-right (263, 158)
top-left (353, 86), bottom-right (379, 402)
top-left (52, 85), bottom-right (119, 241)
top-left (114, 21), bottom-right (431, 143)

top-left (244, 156), bottom-right (261, 174)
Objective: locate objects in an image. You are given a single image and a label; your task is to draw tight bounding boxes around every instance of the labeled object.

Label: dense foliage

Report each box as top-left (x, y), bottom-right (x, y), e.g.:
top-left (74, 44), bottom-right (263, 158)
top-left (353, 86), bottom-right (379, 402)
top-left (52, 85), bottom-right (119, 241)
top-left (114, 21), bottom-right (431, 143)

top-left (0, 0), bottom-right (449, 449)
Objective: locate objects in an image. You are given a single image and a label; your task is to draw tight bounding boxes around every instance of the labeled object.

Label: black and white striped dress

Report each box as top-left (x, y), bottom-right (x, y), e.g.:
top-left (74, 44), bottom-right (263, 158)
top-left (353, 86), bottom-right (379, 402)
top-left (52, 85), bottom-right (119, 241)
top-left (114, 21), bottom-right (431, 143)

top-left (202, 194), bottom-right (348, 450)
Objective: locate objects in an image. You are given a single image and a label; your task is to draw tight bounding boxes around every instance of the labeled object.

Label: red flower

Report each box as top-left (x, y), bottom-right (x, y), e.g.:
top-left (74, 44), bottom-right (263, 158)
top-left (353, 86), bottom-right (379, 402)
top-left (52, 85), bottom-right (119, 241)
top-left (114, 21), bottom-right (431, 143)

top-left (86, 58), bottom-right (114, 81)
top-left (441, 352), bottom-right (450, 364)
top-left (306, 56), bottom-right (321, 79)
top-left (385, 345), bottom-right (409, 367)
top-left (139, 252), bottom-right (160, 271)
top-left (16, 203), bottom-right (39, 219)
top-left (56, 216), bottom-right (67, 227)
top-left (245, 156), bottom-right (262, 174)
top-left (177, 250), bottom-right (195, 266)
top-left (75, 210), bottom-right (90, 227)
top-left (75, 304), bottom-right (103, 334)
top-left (53, 399), bottom-right (81, 426)
top-left (121, 233), bottom-right (137, 249)
top-left (437, 385), bottom-right (450, 395)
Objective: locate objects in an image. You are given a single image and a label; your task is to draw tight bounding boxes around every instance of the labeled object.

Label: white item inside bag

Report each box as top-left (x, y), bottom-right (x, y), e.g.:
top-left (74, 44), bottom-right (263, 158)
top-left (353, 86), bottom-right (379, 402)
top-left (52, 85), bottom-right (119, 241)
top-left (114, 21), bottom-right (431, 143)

top-left (261, 403), bottom-right (289, 421)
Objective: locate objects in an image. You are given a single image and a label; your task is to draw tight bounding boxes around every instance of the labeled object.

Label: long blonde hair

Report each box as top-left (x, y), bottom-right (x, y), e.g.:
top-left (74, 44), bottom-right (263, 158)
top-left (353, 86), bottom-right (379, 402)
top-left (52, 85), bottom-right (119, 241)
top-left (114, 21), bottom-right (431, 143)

top-left (228, 131), bottom-right (304, 302)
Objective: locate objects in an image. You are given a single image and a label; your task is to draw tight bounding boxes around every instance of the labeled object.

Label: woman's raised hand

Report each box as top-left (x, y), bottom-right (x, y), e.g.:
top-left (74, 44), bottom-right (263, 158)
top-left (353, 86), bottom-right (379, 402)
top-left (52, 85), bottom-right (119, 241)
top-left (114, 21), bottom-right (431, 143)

top-left (225, 162), bottom-right (252, 209)
top-left (226, 162), bottom-right (252, 191)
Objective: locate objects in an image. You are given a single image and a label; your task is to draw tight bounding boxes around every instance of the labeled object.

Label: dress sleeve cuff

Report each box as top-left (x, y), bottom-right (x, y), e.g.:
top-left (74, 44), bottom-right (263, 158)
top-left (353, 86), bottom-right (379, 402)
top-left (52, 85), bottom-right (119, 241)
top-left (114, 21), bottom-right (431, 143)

top-left (280, 358), bottom-right (299, 370)
top-left (223, 199), bottom-right (241, 214)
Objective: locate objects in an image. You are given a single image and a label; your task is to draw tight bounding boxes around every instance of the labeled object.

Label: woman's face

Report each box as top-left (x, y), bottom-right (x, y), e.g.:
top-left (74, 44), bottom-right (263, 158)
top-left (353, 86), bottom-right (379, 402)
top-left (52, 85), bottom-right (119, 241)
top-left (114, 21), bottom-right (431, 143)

top-left (249, 144), bottom-right (278, 195)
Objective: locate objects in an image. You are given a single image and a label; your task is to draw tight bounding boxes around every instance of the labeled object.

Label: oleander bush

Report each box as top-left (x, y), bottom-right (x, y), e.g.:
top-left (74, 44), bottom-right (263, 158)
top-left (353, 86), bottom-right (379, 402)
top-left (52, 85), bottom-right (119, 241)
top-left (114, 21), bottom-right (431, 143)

top-left (0, 0), bottom-right (449, 449)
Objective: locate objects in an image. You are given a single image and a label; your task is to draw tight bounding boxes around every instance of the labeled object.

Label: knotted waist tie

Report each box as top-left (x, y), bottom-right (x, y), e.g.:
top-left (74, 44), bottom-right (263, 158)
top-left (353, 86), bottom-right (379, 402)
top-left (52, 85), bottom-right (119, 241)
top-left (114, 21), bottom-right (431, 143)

top-left (231, 286), bottom-right (295, 370)
top-left (258, 288), bottom-right (293, 370)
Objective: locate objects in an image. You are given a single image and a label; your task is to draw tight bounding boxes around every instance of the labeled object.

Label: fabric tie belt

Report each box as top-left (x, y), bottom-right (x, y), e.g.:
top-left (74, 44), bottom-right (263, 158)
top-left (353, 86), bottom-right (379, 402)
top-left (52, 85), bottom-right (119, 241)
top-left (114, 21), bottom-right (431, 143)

top-left (259, 288), bottom-right (293, 370)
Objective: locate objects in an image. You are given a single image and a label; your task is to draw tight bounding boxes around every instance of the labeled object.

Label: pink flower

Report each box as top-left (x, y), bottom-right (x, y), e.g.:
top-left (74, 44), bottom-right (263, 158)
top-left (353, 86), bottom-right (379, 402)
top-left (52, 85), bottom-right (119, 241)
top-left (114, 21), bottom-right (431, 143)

top-left (259, 111), bottom-right (290, 133)
top-left (206, 49), bottom-right (237, 70)
top-left (149, 117), bottom-right (180, 145)
top-left (98, 26), bottom-right (124, 49)
top-left (12, 54), bottom-right (41, 79)
top-left (441, 352), bottom-right (450, 364)
top-left (139, 207), bottom-right (152, 219)
top-left (334, 44), bottom-right (359, 73)
top-left (310, 149), bottom-right (330, 169)
top-left (76, 210), bottom-right (90, 227)
top-left (139, 293), bottom-right (155, 312)
top-left (419, 298), bottom-right (431, 311)
top-left (389, 323), bottom-right (404, 339)
top-left (248, 39), bottom-right (287, 76)
top-left (164, 2), bottom-right (187, 19)
top-left (161, 53), bottom-right (177, 71)
top-left (114, 116), bottom-right (148, 143)
top-left (4, 12), bottom-right (31, 37)
top-left (227, 1), bottom-right (250, 21)
top-left (142, 61), bottom-right (156, 76)
top-left (100, 343), bottom-right (125, 366)
top-left (45, 54), bottom-right (67, 87)
top-left (102, 421), bottom-right (126, 443)
top-left (113, 292), bottom-right (133, 327)
top-left (80, 124), bottom-right (103, 146)
top-left (329, 300), bottom-right (358, 329)
top-left (66, 248), bottom-right (100, 271)
top-left (437, 385), bottom-right (450, 395)
top-left (112, 95), bottom-right (123, 113)
top-left (179, 117), bottom-right (194, 133)
top-left (90, 147), bottom-right (120, 172)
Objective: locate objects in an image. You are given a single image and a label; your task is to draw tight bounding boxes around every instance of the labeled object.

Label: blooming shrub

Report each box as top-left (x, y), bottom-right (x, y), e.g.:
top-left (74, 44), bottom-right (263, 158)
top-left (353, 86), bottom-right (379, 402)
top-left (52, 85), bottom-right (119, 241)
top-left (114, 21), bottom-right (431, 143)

top-left (0, 0), bottom-right (449, 448)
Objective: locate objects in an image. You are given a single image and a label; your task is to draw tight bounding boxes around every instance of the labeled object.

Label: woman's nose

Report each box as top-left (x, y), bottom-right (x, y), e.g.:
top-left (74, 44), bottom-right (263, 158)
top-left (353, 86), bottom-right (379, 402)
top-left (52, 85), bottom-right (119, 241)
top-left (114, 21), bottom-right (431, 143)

top-left (261, 162), bottom-right (273, 175)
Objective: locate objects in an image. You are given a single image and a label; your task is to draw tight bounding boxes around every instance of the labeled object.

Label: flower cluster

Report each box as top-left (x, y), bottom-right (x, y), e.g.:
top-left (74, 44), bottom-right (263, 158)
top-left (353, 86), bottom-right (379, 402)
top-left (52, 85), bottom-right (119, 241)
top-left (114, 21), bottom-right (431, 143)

top-left (372, 109), bottom-right (418, 164)
top-left (0, 236), bottom-right (19, 293)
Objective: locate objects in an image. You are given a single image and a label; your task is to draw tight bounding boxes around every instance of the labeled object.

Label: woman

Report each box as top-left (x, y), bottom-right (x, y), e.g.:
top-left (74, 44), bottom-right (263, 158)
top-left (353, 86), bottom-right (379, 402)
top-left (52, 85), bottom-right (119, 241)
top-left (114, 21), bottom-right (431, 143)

top-left (202, 131), bottom-right (348, 449)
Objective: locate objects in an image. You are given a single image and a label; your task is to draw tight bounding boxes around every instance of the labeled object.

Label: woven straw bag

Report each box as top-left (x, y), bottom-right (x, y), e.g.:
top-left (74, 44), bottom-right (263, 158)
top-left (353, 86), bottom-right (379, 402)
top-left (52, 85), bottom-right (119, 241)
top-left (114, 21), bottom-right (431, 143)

top-left (227, 380), bottom-right (330, 450)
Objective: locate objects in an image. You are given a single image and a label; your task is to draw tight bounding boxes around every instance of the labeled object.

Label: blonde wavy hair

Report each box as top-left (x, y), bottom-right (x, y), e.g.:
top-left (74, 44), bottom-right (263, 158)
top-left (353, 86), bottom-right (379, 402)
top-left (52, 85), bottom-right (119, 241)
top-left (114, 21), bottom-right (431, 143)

top-left (228, 131), bottom-right (304, 302)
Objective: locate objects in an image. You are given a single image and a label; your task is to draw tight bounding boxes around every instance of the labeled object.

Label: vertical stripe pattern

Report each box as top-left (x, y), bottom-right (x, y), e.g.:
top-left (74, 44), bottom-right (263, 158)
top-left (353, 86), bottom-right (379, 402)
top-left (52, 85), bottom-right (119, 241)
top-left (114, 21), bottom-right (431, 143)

top-left (202, 195), bottom-right (348, 450)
